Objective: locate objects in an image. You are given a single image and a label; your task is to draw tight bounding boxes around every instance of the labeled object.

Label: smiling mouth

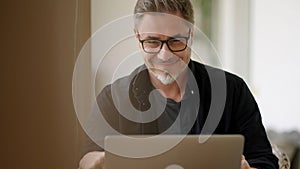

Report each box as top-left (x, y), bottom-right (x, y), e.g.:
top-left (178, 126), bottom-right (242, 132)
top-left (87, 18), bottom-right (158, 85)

top-left (154, 57), bottom-right (180, 65)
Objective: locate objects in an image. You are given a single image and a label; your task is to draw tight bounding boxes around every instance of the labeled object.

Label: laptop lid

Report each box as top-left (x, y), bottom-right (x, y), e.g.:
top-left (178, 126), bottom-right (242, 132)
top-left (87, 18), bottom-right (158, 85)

top-left (104, 135), bottom-right (244, 169)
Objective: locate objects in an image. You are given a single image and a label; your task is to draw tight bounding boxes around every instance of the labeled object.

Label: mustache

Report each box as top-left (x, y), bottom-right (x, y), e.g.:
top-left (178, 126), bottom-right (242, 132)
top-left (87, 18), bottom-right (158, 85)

top-left (150, 57), bottom-right (180, 64)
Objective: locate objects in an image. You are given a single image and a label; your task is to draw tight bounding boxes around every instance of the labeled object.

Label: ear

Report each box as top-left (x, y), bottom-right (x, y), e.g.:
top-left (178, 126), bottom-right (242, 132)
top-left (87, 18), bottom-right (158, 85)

top-left (133, 28), bottom-right (138, 39)
top-left (190, 27), bottom-right (194, 44)
top-left (133, 28), bottom-right (142, 49)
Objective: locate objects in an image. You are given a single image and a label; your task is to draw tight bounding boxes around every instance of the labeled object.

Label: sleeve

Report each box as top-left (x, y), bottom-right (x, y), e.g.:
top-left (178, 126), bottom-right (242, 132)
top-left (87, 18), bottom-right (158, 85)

top-left (233, 79), bottom-right (279, 169)
top-left (81, 85), bottom-right (119, 156)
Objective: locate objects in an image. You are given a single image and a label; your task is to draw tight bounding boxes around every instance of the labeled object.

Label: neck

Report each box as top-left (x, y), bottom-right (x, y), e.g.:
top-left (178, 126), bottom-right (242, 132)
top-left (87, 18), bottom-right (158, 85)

top-left (149, 69), bottom-right (189, 102)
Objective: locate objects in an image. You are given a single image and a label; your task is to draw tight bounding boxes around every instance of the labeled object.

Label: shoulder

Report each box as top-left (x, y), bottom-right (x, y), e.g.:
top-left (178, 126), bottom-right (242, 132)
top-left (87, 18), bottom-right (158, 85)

top-left (97, 64), bottom-right (147, 101)
top-left (189, 60), bottom-right (246, 89)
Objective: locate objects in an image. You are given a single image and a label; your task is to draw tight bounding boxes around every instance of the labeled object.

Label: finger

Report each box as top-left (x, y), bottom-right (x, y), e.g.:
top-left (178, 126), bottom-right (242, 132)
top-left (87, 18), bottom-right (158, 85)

top-left (242, 155), bottom-right (245, 160)
top-left (241, 158), bottom-right (251, 169)
top-left (99, 152), bottom-right (105, 168)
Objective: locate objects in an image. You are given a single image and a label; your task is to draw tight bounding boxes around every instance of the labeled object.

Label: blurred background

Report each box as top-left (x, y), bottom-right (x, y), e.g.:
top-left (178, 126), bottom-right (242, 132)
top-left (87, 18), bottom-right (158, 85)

top-left (1, 0), bottom-right (299, 168)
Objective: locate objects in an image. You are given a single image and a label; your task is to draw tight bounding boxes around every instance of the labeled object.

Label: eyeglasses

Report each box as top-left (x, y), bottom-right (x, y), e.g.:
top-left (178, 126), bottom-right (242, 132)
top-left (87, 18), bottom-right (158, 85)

top-left (137, 29), bottom-right (191, 54)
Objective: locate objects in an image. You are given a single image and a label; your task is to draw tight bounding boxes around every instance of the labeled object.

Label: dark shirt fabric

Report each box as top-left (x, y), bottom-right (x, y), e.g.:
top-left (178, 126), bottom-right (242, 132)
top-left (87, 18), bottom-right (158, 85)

top-left (84, 60), bottom-right (279, 169)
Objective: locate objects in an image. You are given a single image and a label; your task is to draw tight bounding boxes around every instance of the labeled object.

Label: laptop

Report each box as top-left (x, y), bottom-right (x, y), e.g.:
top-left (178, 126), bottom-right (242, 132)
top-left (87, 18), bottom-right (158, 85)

top-left (104, 135), bottom-right (244, 169)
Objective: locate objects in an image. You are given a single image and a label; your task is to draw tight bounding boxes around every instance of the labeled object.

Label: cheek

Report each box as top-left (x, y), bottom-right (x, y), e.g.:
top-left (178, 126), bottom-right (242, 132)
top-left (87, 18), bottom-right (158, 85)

top-left (176, 50), bottom-right (190, 63)
top-left (143, 54), bottom-right (155, 65)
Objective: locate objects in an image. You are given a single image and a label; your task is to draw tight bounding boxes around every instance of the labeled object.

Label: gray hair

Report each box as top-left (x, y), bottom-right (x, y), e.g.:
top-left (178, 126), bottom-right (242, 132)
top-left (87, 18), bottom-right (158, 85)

top-left (134, 0), bottom-right (194, 24)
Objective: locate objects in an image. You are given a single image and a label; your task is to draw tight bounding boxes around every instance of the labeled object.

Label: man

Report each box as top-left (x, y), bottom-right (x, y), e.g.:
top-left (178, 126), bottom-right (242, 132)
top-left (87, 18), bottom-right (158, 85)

top-left (79, 0), bottom-right (279, 169)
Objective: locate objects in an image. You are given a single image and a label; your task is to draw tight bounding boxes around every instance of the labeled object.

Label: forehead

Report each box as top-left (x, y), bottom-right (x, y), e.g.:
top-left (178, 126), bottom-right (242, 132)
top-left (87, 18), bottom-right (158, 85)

top-left (136, 13), bottom-right (191, 36)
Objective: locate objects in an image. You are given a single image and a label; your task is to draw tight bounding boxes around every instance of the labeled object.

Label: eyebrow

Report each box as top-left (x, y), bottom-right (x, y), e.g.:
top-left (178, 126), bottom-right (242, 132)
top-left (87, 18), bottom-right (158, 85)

top-left (141, 33), bottom-right (187, 40)
top-left (172, 33), bottom-right (188, 38)
top-left (143, 36), bottom-right (161, 40)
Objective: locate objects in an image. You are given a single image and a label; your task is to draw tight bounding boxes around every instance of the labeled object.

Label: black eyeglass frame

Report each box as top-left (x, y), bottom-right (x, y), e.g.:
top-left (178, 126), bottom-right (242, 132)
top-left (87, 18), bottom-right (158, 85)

top-left (137, 28), bottom-right (191, 54)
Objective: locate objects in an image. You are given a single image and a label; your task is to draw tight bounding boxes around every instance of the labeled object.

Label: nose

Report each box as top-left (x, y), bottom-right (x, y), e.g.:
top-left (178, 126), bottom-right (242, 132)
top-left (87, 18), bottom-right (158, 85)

top-left (157, 43), bottom-right (172, 61)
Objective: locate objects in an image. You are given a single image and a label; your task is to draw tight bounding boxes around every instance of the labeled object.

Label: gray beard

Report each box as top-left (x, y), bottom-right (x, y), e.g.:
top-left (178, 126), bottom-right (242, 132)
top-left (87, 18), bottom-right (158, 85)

top-left (147, 59), bottom-right (189, 85)
top-left (150, 70), bottom-right (178, 85)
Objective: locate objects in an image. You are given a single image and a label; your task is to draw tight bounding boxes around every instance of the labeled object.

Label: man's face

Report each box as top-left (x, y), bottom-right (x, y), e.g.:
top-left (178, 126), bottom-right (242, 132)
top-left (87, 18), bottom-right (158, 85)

top-left (135, 13), bottom-right (193, 85)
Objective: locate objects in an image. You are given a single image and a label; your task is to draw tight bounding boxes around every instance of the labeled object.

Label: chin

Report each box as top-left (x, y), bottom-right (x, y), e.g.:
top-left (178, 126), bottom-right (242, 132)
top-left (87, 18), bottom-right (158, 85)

top-left (150, 71), bottom-right (178, 85)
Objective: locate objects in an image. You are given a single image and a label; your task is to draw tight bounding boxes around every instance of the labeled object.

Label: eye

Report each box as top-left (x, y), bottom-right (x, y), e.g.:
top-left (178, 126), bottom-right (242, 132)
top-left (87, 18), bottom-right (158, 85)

top-left (143, 40), bottom-right (161, 48)
top-left (168, 38), bottom-right (185, 46)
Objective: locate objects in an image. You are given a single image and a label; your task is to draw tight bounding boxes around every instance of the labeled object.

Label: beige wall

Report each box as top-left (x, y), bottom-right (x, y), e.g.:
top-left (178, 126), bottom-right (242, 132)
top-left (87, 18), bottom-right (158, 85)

top-left (91, 0), bottom-right (141, 94)
top-left (91, 0), bottom-right (137, 33)
top-left (0, 0), bottom-right (90, 168)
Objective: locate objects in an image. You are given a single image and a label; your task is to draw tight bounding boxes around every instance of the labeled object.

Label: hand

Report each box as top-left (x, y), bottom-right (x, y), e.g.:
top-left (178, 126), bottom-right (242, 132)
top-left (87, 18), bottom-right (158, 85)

top-left (78, 151), bottom-right (105, 169)
top-left (241, 155), bottom-right (257, 169)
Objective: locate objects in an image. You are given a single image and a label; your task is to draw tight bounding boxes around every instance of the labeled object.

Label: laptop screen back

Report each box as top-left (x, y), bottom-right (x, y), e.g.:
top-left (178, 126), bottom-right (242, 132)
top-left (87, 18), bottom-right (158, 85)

top-left (104, 135), bottom-right (244, 169)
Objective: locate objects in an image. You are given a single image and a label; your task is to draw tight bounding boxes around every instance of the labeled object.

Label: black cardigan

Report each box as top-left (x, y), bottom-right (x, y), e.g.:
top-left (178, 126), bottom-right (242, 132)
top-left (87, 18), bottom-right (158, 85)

top-left (83, 60), bottom-right (279, 169)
